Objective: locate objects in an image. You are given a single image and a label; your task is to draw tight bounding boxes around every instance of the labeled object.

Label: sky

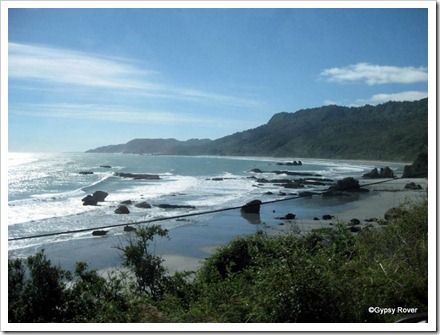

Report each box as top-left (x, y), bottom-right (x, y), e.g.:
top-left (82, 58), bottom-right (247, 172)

top-left (4, 3), bottom-right (431, 152)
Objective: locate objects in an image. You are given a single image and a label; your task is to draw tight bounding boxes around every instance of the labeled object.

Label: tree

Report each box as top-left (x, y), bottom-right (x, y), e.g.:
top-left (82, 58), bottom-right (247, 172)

top-left (117, 225), bottom-right (169, 300)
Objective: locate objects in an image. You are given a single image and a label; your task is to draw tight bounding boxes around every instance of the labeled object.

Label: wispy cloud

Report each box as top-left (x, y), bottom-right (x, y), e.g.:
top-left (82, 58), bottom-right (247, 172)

top-left (8, 42), bottom-right (262, 108)
top-left (320, 63), bottom-right (428, 85)
top-left (10, 103), bottom-right (259, 128)
top-left (354, 91), bottom-right (428, 106)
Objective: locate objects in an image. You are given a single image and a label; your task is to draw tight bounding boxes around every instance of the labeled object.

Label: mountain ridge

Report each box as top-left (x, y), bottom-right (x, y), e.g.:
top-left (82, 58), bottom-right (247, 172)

top-left (86, 98), bottom-right (428, 162)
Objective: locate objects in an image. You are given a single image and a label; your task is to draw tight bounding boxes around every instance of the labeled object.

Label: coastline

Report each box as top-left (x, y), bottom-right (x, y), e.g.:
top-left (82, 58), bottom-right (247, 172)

top-left (159, 177), bottom-right (428, 274)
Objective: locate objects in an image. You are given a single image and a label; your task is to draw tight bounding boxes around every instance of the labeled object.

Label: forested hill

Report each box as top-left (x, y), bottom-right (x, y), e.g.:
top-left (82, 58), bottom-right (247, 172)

top-left (86, 98), bottom-right (428, 162)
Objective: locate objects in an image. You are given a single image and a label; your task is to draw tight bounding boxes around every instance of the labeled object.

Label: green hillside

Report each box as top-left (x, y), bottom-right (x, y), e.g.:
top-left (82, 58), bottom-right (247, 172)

top-left (87, 99), bottom-right (428, 162)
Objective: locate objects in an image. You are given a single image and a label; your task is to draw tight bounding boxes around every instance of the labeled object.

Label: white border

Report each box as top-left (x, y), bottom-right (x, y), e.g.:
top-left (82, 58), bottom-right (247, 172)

top-left (1, 1), bottom-right (436, 332)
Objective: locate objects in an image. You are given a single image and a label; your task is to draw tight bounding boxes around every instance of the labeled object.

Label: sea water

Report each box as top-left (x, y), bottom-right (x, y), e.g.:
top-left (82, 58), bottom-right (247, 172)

top-left (7, 152), bottom-right (404, 270)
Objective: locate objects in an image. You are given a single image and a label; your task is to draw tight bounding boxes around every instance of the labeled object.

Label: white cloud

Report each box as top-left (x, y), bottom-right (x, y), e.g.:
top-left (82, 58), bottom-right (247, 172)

top-left (354, 91), bottom-right (427, 106)
top-left (320, 63), bottom-right (428, 85)
top-left (8, 42), bottom-right (262, 108)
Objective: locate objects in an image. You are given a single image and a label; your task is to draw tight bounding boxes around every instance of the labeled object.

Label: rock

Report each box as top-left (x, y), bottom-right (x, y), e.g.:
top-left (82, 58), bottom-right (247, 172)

top-left (276, 213), bottom-right (296, 220)
top-left (123, 225), bottom-right (137, 232)
top-left (384, 207), bottom-right (406, 221)
top-left (323, 177), bottom-right (368, 196)
top-left (114, 205), bottom-right (130, 214)
top-left (322, 215), bottom-right (333, 220)
top-left (363, 167), bottom-right (395, 179)
top-left (349, 226), bottom-right (362, 233)
top-left (115, 172), bottom-right (161, 180)
top-left (120, 200), bottom-right (133, 205)
top-left (82, 195), bottom-right (98, 206)
top-left (401, 151), bottom-right (428, 178)
top-left (349, 218), bottom-right (361, 226)
top-left (92, 230), bottom-right (108, 236)
top-left (363, 168), bottom-right (380, 178)
top-left (313, 217), bottom-right (320, 221)
top-left (100, 165), bottom-right (112, 168)
top-left (250, 168), bottom-right (263, 173)
top-left (404, 182), bottom-right (422, 190)
top-left (79, 171), bottom-right (94, 175)
top-left (241, 200), bottom-right (262, 214)
top-left (157, 204), bottom-right (196, 209)
top-left (380, 167), bottom-right (395, 178)
top-left (92, 191), bottom-right (109, 202)
top-left (135, 201), bottom-right (152, 209)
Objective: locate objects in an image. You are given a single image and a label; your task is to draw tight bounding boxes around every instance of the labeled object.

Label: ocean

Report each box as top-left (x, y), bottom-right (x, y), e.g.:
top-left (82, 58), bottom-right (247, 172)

top-left (7, 152), bottom-right (405, 271)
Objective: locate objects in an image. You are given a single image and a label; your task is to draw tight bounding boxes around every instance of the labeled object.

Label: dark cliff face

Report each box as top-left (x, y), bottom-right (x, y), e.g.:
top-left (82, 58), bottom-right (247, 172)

top-left (86, 98), bottom-right (428, 162)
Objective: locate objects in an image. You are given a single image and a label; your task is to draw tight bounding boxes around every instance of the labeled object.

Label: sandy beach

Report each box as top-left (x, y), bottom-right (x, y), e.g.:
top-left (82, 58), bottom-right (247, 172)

top-left (27, 177), bottom-right (428, 277)
top-left (160, 177), bottom-right (428, 274)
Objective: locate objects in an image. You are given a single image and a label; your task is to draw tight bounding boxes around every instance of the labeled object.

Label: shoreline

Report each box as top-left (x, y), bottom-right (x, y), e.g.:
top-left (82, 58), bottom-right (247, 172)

top-left (157, 177), bottom-right (428, 274)
top-left (9, 176), bottom-right (427, 277)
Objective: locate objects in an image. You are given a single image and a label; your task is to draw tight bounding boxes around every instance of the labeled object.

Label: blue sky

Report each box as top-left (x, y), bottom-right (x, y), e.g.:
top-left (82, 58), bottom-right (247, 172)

top-left (5, 4), bottom-right (430, 152)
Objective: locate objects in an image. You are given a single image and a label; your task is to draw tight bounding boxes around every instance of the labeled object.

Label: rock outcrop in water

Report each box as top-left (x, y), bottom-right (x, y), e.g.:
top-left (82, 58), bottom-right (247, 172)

top-left (82, 191), bottom-right (109, 206)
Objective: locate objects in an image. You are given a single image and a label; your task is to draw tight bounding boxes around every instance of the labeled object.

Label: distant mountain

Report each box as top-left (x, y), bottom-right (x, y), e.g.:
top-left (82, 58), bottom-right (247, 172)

top-left (86, 138), bottom-right (212, 155)
top-left (86, 98), bottom-right (428, 162)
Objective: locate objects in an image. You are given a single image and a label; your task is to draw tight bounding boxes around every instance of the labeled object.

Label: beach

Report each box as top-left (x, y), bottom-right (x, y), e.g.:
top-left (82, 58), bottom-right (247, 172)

top-left (159, 177), bottom-right (428, 274)
top-left (31, 176), bottom-right (427, 276)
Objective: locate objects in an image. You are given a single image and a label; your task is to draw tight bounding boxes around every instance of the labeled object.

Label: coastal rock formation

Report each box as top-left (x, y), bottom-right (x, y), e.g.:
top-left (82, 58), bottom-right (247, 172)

top-left (404, 182), bottom-right (422, 190)
top-left (100, 165), bottom-right (112, 168)
top-left (276, 161), bottom-right (302, 166)
top-left (82, 195), bottom-right (98, 206)
top-left (157, 204), bottom-right (196, 209)
top-left (276, 213), bottom-right (296, 220)
top-left (402, 151), bottom-right (428, 178)
top-left (114, 205), bottom-right (130, 214)
top-left (82, 191), bottom-right (109, 206)
top-left (79, 171), bottom-right (94, 175)
top-left (384, 207), bottom-right (406, 221)
top-left (92, 230), bottom-right (108, 236)
top-left (363, 167), bottom-right (395, 179)
top-left (115, 172), bottom-right (161, 180)
top-left (123, 225), bottom-right (137, 232)
top-left (92, 191), bottom-right (109, 202)
top-left (241, 200), bottom-right (262, 214)
top-left (135, 201), bottom-right (152, 209)
top-left (323, 177), bottom-right (368, 196)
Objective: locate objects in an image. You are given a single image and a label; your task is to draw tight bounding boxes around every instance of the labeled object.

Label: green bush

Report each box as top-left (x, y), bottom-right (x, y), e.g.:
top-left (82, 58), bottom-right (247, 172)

top-left (8, 201), bottom-right (428, 323)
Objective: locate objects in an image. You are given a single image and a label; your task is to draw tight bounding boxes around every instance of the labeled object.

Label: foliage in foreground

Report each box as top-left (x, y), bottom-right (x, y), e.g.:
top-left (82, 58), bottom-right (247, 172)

top-left (8, 201), bottom-right (428, 323)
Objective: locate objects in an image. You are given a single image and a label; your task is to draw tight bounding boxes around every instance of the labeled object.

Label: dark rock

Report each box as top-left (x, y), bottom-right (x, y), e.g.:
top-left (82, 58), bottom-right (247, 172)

top-left (349, 226), bottom-right (362, 233)
top-left (82, 195), bottom-right (98, 206)
top-left (380, 167), bottom-right (395, 178)
top-left (92, 230), bottom-right (108, 236)
top-left (323, 177), bottom-right (368, 196)
top-left (322, 215), bottom-right (333, 220)
top-left (115, 172), bottom-right (161, 180)
top-left (384, 207), bottom-right (406, 221)
top-left (404, 182), bottom-right (422, 190)
top-left (241, 200), bottom-right (262, 214)
top-left (276, 213), bottom-right (296, 220)
top-left (401, 151), bottom-right (428, 178)
top-left (135, 201), bottom-right (152, 209)
top-left (157, 204), bottom-right (196, 209)
top-left (298, 191), bottom-right (318, 197)
top-left (250, 168), bottom-right (263, 173)
top-left (114, 205), bottom-right (130, 214)
top-left (363, 167), bottom-right (395, 179)
top-left (120, 200), bottom-right (133, 205)
top-left (123, 225), bottom-right (137, 232)
top-left (100, 165), bottom-right (112, 168)
top-left (92, 191), bottom-right (109, 202)
top-left (363, 168), bottom-right (380, 178)
top-left (79, 171), bottom-right (94, 175)
top-left (349, 218), bottom-right (361, 226)
top-left (313, 217), bottom-right (320, 221)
